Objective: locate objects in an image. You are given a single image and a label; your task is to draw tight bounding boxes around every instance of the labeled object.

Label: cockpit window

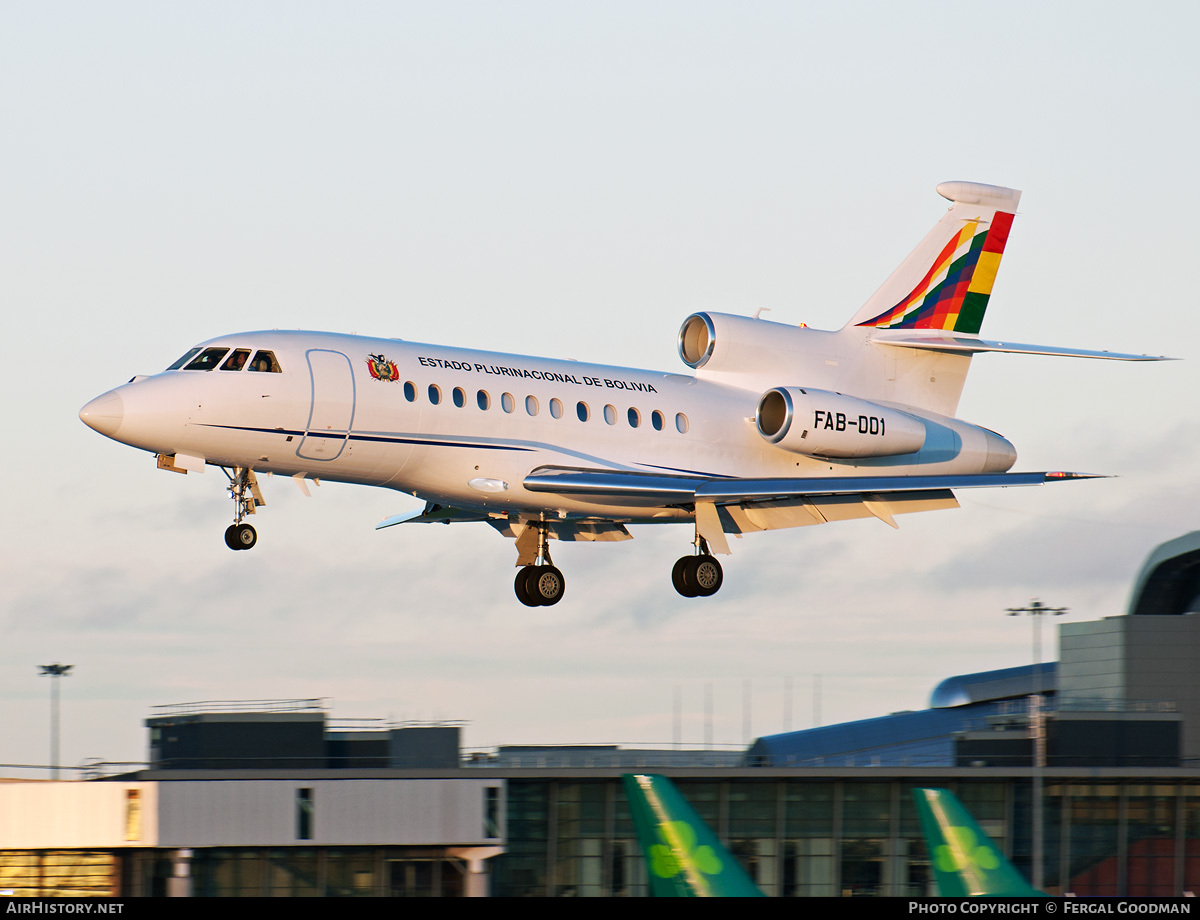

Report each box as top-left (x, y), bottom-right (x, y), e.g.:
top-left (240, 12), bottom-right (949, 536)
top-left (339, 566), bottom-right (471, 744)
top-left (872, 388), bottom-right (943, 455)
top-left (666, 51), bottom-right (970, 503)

top-left (221, 349), bottom-right (251, 371)
top-left (247, 350), bottom-right (281, 373)
top-left (184, 347), bottom-right (231, 371)
top-left (167, 348), bottom-right (201, 371)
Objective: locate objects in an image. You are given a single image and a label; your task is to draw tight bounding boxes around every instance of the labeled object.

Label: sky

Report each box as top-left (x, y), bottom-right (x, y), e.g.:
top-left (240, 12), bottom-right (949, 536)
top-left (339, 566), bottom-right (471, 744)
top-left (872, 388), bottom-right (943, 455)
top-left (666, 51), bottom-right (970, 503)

top-left (3, 1), bottom-right (1199, 775)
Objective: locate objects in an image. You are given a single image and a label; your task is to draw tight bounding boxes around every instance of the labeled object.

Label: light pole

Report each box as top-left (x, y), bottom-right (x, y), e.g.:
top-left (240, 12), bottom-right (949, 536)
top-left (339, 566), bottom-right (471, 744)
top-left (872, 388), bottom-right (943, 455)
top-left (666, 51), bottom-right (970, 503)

top-left (38, 663), bottom-right (73, 780)
top-left (1005, 599), bottom-right (1067, 892)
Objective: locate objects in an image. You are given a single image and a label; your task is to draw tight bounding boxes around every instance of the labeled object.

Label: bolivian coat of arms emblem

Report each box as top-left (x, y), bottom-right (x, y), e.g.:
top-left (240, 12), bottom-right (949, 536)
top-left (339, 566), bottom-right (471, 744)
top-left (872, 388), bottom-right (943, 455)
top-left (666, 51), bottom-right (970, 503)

top-left (366, 353), bottom-right (399, 382)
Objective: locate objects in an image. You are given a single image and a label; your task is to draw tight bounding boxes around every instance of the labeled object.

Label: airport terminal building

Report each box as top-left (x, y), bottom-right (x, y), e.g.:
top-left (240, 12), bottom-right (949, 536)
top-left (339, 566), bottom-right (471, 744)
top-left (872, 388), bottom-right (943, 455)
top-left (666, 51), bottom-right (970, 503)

top-left (3, 533), bottom-right (1200, 897)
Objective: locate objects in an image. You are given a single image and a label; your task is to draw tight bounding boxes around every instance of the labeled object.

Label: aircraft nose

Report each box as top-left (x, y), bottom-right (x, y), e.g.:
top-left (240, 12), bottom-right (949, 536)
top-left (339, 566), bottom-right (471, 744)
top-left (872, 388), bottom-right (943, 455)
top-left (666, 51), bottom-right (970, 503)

top-left (79, 391), bottom-right (125, 438)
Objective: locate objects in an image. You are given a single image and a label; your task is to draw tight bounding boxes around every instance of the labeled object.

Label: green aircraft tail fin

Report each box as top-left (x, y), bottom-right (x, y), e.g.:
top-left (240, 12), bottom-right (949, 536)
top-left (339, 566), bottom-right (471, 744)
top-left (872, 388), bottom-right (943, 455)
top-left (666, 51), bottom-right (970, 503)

top-left (621, 773), bottom-right (765, 897)
top-left (913, 787), bottom-right (1045, 897)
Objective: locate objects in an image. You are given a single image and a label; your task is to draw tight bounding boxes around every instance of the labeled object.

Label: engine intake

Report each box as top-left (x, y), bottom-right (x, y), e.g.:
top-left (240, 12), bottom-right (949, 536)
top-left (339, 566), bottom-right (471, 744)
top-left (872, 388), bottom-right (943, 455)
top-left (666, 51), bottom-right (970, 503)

top-left (755, 387), bottom-right (926, 459)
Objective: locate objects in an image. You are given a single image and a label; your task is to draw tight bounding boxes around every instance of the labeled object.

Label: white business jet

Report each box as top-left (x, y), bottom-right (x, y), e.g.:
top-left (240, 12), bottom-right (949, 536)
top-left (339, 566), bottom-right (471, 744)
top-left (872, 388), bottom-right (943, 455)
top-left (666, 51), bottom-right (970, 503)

top-left (80, 182), bottom-right (1164, 607)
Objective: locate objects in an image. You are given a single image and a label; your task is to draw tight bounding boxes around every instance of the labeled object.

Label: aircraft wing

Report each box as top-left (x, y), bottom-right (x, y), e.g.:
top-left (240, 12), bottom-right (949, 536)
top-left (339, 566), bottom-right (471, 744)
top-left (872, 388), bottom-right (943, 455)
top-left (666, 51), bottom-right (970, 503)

top-left (523, 466), bottom-right (1099, 504)
top-left (874, 330), bottom-right (1171, 361)
top-left (525, 467), bottom-right (1100, 552)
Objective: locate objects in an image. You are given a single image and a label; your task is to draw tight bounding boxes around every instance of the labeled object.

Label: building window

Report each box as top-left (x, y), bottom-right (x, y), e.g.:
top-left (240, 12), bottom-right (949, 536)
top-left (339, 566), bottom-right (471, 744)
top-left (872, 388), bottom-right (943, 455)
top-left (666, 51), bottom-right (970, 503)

top-left (484, 786), bottom-right (501, 839)
top-left (296, 788), bottom-right (313, 840)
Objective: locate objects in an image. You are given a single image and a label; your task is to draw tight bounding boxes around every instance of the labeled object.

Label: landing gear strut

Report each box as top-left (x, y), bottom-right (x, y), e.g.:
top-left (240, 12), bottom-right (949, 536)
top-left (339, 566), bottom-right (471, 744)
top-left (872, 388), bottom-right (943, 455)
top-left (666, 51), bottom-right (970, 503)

top-left (514, 522), bottom-right (565, 607)
top-left (223, 467), bottom-right (263, 551)
top-left (672, 536), bottom-right (723, 598)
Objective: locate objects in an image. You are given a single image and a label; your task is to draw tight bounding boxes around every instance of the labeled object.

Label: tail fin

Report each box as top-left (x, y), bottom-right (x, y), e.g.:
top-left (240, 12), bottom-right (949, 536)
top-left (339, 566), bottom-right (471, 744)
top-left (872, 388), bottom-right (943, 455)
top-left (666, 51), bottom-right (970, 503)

top-left (621, 773), bottom-right (765, 897)
top-left (913, 787), bottom-right (1045, 897)
top-left (847, 181), bottom-right (1020, 333)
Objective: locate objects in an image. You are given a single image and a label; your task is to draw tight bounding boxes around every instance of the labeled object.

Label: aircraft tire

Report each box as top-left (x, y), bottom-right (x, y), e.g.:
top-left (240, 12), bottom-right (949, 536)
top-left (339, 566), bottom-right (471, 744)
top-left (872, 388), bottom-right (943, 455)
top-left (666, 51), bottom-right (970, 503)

top-left (232, 523), bottom-right (257, 551)
top-left (672, 557), bottom-right (698, 598)
top-left (530, 565), bottom-right (565, 606)
top-left (514, 566), bottom-right (541, 607)
top-left (691, 554), bottom-right (723, 597)
top-left (224, 525), bottom-right (242, 550)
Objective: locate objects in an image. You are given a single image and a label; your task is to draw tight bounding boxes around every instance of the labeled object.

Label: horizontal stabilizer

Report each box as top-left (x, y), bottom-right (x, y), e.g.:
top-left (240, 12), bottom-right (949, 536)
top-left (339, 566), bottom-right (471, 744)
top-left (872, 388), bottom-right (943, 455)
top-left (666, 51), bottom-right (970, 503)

top-left (875, 331), bottom-right (1171, 361)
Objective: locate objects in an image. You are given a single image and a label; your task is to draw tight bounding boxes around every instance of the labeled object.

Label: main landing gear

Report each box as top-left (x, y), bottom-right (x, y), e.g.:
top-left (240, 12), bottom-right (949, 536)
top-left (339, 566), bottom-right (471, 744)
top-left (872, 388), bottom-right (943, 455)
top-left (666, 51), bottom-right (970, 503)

top-left (514, 522), bottom-right (565, 607)
top-left (222, 467), bottom-right (264, 552)
top-left (672, 537), bottom-right (724, 598)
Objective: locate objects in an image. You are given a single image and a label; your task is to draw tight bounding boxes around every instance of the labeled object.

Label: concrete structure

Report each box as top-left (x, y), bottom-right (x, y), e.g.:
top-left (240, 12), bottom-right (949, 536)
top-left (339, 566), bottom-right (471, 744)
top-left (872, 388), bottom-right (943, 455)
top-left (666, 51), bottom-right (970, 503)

top-left (0, 777), bottom-right (503, 896)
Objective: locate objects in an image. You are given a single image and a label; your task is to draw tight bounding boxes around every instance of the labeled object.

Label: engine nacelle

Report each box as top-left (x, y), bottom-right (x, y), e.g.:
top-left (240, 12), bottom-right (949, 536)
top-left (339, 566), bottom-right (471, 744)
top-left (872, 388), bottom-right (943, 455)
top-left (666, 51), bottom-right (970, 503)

top-left (755, 387), bottom-right (926, 459)
top-left (678, 311), bottom-right (841, 379)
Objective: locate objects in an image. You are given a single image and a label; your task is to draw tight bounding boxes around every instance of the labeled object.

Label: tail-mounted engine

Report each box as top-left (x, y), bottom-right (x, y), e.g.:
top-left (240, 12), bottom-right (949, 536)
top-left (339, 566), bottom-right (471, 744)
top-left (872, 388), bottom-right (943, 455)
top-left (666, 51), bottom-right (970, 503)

top-left (755, 387), bottom-right (926, 459)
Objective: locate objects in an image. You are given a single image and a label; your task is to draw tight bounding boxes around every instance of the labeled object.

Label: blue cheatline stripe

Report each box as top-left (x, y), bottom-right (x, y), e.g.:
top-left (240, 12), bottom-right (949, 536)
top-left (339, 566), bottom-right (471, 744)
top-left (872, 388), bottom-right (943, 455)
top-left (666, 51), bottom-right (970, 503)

top-left (198, 423), bottom-right (536, 452)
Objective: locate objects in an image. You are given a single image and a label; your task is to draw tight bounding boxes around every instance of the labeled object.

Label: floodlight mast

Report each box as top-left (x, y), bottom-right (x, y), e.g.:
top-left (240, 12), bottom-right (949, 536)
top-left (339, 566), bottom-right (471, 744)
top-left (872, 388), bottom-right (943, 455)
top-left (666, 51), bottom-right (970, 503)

top-left (38, 663), bottom-right (74, 780)
top-left (1005, 599), bottom-right (1069, 893)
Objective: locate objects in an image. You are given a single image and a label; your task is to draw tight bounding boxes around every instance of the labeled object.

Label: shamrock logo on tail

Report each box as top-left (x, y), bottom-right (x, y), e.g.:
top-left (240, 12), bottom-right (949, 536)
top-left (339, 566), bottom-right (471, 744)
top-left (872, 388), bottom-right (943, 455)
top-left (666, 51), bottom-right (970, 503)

top-left (648, 821), bottom-right (723, 879)
top-left (934, 825), bottom-right (1001, 873)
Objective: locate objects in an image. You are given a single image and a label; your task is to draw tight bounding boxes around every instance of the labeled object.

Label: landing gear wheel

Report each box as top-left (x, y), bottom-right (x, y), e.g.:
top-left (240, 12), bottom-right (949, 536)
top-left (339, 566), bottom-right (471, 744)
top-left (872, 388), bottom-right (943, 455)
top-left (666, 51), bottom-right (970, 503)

top-left (690, 554), bottom-right (723, 597)
top-left (530, 565), bottom-right (565, 606)
top-left (672, 556), bottom-right (698, 598)
top-left (226, 522), bottom-right (257, 551)
top-left (673, 555), bottom-right (722, 597)
top-left (515, 566), bottom-right (540, 607)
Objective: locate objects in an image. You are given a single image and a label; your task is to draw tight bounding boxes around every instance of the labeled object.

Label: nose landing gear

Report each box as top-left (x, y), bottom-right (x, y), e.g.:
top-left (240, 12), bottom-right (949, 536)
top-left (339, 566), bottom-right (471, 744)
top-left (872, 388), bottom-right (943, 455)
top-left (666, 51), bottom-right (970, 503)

top-left (223, 467), bottom-right (263, 551)
top-left (514, 522), bottom-right (565, 607)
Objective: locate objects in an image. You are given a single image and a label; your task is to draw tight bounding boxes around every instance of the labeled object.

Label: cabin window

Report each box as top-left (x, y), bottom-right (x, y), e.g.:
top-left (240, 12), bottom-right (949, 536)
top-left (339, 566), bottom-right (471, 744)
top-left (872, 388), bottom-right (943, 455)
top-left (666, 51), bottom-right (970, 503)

top-left (477, 390), bottom-right (491, 410)
top-left (627, 408), bottom-right (641, 428)
top-left (549, 398), bottom-right (563, 419)
top-left (576, 401), bottom-right (590, 422)
top-left (452, 387), bottom-right (465, 408)
top-left (404, 381), bottom-right (416, 402)
top-left (651, 410), bottom-right (664, 431)
top-left (428, 384), bottom-right (442, 405)
top-left (501, 393), bottom-right (515, 413)
top-left (675, 412), bottom-right (689, 434)
top-left (248, 351), bottom-right (281, 373)
top-left (525, 395), bottom-right (539, 417)
top-left (184, 348), bottom-right (230, 371)
top-left (221, 349), bottom-right (251, 371)
top-left (167, 348), bottom-right (201, 371)
top-left (603, 404), bottom-right (617, 425)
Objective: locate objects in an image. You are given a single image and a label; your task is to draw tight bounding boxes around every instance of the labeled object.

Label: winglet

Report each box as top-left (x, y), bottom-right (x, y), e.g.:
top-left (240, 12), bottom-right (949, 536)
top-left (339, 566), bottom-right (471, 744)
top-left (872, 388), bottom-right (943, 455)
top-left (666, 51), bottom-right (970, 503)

top-left (622, 774), bottom-right (764, 897)
top-left (913, 787), bottom-right (1045, 897)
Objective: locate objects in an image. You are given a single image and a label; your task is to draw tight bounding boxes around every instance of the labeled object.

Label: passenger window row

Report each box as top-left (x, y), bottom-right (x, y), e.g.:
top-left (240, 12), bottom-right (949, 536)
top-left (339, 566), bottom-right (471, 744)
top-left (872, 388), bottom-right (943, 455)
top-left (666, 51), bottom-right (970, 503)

top-left (402, 381), bottom-right (689, 433)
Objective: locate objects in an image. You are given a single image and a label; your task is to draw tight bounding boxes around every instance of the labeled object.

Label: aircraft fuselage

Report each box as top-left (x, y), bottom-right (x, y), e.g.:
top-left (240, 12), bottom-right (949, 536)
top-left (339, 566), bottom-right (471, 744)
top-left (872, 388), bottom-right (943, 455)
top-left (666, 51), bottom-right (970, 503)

top-left (81, 328), bottom-right (1016, 524)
